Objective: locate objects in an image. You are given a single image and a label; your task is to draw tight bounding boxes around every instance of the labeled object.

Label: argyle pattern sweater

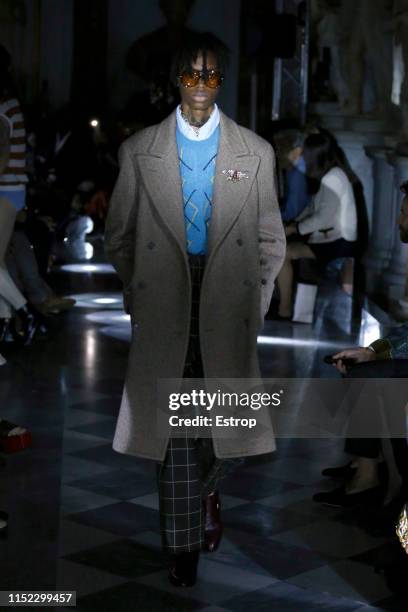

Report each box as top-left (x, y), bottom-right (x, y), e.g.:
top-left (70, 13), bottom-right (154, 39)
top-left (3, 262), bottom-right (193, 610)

top-left (176, 125), bottom-right (220, 255)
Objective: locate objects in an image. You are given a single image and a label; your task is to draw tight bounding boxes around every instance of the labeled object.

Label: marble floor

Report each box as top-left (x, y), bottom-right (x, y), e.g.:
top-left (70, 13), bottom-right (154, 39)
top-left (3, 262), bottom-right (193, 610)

top-left (0, 264), bottom-right (407, 611)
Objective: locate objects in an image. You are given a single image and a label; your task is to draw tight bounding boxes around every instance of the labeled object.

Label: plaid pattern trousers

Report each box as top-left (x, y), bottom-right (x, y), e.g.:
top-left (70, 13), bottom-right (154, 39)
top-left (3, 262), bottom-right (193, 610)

top-left (157, 254), bottom-right (243, 554)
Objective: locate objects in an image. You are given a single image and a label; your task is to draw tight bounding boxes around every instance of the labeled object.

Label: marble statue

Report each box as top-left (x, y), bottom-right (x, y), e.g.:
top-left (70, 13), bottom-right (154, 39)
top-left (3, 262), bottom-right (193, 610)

top-left (338, 0), bottom-right (394, 116)
top-left (314, 0), bottom-right (349, 107)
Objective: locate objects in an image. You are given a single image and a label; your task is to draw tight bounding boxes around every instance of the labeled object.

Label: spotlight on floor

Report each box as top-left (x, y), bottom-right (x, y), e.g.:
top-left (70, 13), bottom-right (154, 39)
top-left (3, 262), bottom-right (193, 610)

top-left (257, 336), bottom-right (345, 349)
top-left (59, 263), bottom-right (115, 274)
top-left (67, 293), bottom-right (123, 309)
top-left (85, 311), bottom-right (130, 324)
top-left (93, 297), bottom-right (120, 305)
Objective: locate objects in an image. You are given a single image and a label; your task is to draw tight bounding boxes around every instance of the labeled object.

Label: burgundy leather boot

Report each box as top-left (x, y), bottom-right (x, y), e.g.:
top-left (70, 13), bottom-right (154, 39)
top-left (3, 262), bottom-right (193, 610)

top-left (204, 490), bottom-right (223, 552)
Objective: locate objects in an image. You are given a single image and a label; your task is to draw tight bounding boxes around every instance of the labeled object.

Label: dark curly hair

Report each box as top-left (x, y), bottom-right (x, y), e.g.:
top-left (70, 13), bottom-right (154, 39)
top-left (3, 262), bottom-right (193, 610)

top-left (170, 31), bottom-right (230, 87)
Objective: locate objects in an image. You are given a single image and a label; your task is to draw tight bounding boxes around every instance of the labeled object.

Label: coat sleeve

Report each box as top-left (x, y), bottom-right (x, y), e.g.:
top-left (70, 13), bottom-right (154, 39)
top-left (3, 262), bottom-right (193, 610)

top-left (104, 142), bottom-right (138, 307)
top-left (258, 142), bottom-right (286, 320)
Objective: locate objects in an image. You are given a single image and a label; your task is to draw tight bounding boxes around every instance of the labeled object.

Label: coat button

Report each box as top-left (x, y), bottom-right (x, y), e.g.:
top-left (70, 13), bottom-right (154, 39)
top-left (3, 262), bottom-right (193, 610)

top-left (243, 279), bottom-right (252, 287)
top-left (147, 241), bottom-right (155, 250)
top-left (261, 279), bottom-right (267, 285)
top-left (137, 281), bottom-right (147, 289)
top-left (236, 238), bottom-right (243, 246)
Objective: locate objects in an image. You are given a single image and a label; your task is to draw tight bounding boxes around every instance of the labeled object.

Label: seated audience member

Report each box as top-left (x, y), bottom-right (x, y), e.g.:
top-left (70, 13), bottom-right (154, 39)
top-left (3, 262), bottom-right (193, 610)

top-left (29, 107), bottom-right (98, 268)
top-left (315, 347), bottom-right (408, 510)
top-left (0, 44), bottom-right (32, 343)
top-left (276, 132), bottom-right (357, 319)
top-left (24, 185), bottom-right (58, 278)
top-left (6, 210), bottom-right (75, 315)
top-left (54, 187), bottom-right (94, 262)
top-left (36, 106), bottom-right (98, 211)
top-left (314, 182), bottom-right (408, 518)
top-left (274, 128), bottom-right (311, 222)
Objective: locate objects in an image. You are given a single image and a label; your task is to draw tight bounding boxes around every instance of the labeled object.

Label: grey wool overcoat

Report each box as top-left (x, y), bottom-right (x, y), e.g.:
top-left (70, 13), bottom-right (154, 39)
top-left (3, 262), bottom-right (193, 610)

top-left (104, 108), bottom-right (286, 461)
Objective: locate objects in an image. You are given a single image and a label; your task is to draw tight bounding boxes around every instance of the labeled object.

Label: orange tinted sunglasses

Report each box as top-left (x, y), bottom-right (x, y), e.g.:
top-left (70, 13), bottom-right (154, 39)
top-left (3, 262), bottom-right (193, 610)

top-left (179, 69), bottom-right (224, 89)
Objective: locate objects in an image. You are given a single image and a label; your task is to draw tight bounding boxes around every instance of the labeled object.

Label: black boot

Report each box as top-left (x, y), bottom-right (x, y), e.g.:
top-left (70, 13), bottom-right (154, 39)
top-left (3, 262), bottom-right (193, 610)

top-left (168, 550), bottom-right (200, 587)
top-left (10, 306), bottom-right (35, 345)
top-left (0, 318), bottom-right (11, 345)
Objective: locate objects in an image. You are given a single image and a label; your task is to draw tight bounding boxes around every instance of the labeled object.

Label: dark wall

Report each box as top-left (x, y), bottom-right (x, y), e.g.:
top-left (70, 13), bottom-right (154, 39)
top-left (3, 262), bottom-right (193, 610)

top-left (107, 0), bottom-right (241, 119)
top-left (29, 0), bottom-right (242, 118)
top-left (71, 0), bottom-right (108, 114)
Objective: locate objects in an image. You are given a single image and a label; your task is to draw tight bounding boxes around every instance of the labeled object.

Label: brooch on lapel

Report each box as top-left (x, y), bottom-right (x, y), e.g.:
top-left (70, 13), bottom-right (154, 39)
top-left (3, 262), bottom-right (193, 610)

top-left (222, 169), bottom-right (250, 182)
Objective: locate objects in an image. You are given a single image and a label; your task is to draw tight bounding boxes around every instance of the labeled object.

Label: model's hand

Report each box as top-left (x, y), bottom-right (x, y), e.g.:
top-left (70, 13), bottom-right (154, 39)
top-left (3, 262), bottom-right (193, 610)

top-left (332, 347), bottom-right (376, 374)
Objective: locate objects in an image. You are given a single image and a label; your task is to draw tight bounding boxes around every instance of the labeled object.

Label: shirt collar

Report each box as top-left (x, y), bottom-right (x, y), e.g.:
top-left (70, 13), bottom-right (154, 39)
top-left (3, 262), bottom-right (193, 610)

top-left (176, 103), bottom-right (220, 141)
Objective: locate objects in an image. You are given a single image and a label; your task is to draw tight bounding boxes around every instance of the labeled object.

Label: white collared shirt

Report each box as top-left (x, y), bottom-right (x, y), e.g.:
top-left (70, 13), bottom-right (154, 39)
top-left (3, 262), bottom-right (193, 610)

top-left (176, 103), bottom-right (220, 141)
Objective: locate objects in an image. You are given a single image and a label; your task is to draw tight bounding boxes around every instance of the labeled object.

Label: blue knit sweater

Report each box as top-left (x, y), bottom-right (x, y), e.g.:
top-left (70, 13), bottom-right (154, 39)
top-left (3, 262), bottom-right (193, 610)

top-left (176, 125), bottom-right (220, 254)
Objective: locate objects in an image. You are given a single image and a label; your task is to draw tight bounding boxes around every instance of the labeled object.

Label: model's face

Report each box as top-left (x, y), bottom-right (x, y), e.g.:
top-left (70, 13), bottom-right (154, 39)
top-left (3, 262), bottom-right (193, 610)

top-left (178, 51), bottom-right (221, 113)
top-left (398, 196), bottom-right (408, 243)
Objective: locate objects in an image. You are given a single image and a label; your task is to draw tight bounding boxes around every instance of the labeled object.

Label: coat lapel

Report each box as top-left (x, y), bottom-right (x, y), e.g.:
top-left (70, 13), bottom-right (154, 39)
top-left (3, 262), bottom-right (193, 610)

top-left (207, 110), bottom-right (260, 258)
top-left (136, 109), bottom-right (260, 260)
top-left (137, 111), bottom-right (187, 255)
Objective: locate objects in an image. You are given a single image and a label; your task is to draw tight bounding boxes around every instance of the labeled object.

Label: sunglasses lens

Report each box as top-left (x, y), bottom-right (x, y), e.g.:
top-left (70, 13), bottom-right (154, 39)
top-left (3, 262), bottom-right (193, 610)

top-left (180, 71), bottom-right (199, 87)
top-left (180, 70), bottom-right (223, 88)
top-left (205, 71), bottom-right (223, 88)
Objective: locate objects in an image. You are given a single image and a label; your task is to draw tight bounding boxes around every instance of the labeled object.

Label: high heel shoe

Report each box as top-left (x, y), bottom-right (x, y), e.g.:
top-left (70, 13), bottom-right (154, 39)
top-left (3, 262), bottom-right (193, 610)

top-left (168, 550), bottom-right (199, 587)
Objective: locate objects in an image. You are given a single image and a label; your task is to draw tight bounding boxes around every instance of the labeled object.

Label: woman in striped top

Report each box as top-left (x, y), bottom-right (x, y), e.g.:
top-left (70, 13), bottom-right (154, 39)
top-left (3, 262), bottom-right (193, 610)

top-left (0, 45), bottom-right (31, 340)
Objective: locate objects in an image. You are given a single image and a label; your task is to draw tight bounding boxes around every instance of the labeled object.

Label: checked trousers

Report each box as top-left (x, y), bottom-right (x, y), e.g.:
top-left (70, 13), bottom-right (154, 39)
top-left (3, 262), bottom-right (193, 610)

top-left (157, 254), bottom-right (243, 554)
